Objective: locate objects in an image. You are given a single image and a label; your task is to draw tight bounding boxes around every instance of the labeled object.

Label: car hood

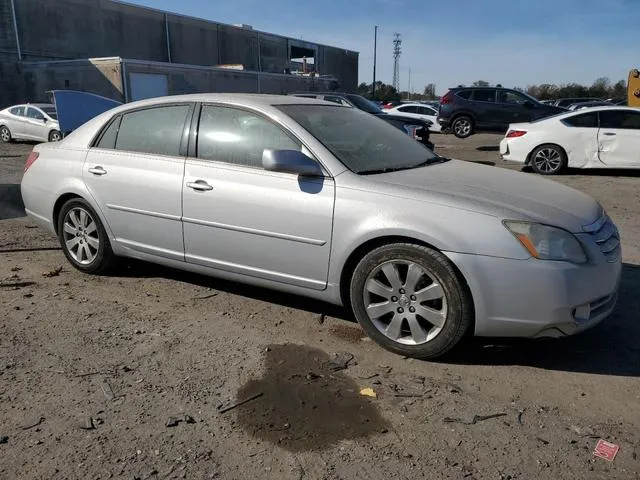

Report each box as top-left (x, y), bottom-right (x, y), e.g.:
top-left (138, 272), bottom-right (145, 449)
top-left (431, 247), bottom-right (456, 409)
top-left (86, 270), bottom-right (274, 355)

top-left (365, 160), bottom-right (600, 232)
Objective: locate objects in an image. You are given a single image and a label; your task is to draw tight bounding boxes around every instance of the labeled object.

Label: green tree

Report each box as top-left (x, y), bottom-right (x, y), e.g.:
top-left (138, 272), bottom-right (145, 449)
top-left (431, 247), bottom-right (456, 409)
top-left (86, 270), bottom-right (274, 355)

top-left (358, 81), bottom-right (401, 101)
top-left (472, 80), bottom-right (490, 87)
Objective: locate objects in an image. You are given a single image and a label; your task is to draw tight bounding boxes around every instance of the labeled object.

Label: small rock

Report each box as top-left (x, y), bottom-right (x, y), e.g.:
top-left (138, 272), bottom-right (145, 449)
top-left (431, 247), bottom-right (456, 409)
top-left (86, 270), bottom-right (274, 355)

top-left (10, 267), bottom-right (22, 272)
top-left (166, 417), bottom-right (180, 428)
top-left (183, 415), bottom-right (195, 424)
top-left (305, 372), bottom-right (320, 381)
top-left (316, 313), bottom-right (326, 324)
top-left (23, 293), bottom-right (33, 298)
top-left (0, 436), bottom-right (8, 444)
top-left (13, 306), bottom-right (20, 311)
top-left (570, 425), bottom-right (595, 437)
top-left (154, 449), bottom-right (160, 456)
top-left (136, 449), bottom-right (142, 455)
top-left (402, 452), bottom-right (413, 458)
top-left (79, 417), bottom-right (95, 430)
top-left (122, 366), bottom-right (133, 372)
top-left (380, 428), bottom-right (389, 434)
top-left (134, 329), bottom-right (143, 335)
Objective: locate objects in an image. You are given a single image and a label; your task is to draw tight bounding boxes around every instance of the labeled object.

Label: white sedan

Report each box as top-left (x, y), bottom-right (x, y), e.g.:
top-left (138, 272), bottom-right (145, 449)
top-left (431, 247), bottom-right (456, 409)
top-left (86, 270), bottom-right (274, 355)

top-left (388, 103), bottom-right (441, 132)
top-left (500, 107), bottom-right (640, 175)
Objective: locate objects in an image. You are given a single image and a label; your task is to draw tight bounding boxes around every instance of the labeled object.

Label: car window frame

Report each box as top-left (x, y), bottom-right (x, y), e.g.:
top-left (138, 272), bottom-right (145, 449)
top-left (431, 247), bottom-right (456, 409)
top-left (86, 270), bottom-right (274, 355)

top-left (188, 102), bottom-right (329, 176)
top-left (323, 95), bottom-right (351, 106)
top-left (26, 106), bottom-right (45, 121)
top-left (598, 109), bottom-right (640, 130)
top-left (455, 90), bottom-right (472, 100)
top-left (417, 106), bottom-right (436, 116)
top-left (89, 102), bottom-right (195, 157)
top-left (398, 105), bottom-right (418, 114)
top-left (560, 111), bottom-right (600, 128)
top-left (497, 90), bottom-right (530, 105)
top-left (9, 106), bottom-right (25, 117)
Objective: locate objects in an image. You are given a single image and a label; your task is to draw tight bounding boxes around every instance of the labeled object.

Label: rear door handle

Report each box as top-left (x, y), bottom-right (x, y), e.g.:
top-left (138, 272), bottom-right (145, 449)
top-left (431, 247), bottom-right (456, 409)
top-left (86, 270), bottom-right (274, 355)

top-left (186, 180), bottom-right (213, 191)
top-left (88, 166), bottom-right (107, 176)
top-left (602, 132), bottom-right (616, 136)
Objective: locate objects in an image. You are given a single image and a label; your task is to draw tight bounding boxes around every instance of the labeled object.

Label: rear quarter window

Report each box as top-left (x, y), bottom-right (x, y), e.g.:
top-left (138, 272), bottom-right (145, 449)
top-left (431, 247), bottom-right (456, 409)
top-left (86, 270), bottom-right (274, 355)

top-left (455, 90), bottom-right (472, 100)
top-left (562, 112), bottom-right (599, 128)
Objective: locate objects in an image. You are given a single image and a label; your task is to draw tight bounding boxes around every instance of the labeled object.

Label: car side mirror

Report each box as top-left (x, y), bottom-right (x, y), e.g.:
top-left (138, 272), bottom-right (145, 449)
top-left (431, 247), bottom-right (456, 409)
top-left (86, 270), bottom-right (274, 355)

top-left (262, 149), bottom-right (324, 177)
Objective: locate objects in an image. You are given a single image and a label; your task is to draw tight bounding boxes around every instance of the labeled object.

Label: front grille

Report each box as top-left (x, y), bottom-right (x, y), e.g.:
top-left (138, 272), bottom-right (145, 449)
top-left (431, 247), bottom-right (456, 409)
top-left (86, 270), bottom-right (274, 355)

top-left (583, 214), bottom-right (621, 263)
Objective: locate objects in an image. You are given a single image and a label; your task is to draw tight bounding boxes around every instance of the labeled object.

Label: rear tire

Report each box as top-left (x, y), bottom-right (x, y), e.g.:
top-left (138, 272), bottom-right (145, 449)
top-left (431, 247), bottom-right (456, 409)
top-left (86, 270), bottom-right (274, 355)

top-left (349, 243), bottom-right (473, 359)
top-left (451, 116), bottom-right (474, 138)
top-left (0, 126), bottom-right (11, 143)
top-left (530, 144), bottom-right (567, 175)
top-left (57, 198), bottom-right (116, 274)
top-left (49, 130), bottom-right (62, 142)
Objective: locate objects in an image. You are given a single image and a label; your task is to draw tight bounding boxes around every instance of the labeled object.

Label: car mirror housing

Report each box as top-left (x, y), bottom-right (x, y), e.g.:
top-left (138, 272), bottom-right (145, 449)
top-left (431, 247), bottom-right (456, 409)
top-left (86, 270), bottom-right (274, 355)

top-left (262, 149), bottom-right (324, 177)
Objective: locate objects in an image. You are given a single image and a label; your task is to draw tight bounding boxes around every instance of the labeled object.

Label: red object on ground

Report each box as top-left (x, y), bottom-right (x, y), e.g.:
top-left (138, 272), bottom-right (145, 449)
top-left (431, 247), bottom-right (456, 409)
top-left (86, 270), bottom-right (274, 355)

top-left (593, 439), bottom-right (620, 462)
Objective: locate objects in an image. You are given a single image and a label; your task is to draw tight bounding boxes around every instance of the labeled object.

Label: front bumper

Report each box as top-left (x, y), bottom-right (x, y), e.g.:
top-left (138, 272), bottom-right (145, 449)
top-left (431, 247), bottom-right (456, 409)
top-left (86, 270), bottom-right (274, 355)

top-left (446, 251), bottom-right (622, 338)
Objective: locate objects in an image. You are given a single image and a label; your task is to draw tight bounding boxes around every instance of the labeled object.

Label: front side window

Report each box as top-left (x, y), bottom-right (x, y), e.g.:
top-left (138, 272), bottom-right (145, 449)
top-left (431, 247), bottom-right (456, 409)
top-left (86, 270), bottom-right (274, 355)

top-left (115, 105), bottom-right (190, 156)
top-left (456, 90), bottom-right (472, 100)
top-left (197, 105), bottom-right (301, 168)
top-left (278, 104), bottom-right (438, 174)
top-left (9, 106), bottom-right (25, 116)
top-left (398, 106), bottom-right (418, 114)
top-left (417, 106), bottom-right (437, 115)
top-left (26, 107), bottom-right (44, 120)
top-left (498, 91), bottom-right (528, 104)
top-left (599, 110), bottom-right (640, 130)
top-left (562, 112), bottom-right (598, 128)
top-left (471, 89), bottom-right (496, 103)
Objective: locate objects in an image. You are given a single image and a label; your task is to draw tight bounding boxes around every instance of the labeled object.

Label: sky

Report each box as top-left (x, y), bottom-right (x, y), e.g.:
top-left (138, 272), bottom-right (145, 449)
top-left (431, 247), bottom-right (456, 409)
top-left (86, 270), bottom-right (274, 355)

top-left (125, 0), bottom-right (637, 95)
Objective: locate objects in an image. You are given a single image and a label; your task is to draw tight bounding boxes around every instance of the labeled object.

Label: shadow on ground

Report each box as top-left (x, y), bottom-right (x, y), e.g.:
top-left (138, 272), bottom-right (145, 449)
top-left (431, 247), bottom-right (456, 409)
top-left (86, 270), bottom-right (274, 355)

top-left (476, 146), bottom-right (499, 152)
top-left (125, 260), bottom-right (639, 376)
top-left (0, 184), bottom-right (25, 220)
top-left (520, 166), bottom-right (640, 178)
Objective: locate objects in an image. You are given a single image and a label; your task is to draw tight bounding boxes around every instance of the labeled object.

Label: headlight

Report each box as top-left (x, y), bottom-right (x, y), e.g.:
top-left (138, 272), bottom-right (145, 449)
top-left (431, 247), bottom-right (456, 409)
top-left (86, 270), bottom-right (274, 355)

top-left (503, 221), bottom-right (587, 264)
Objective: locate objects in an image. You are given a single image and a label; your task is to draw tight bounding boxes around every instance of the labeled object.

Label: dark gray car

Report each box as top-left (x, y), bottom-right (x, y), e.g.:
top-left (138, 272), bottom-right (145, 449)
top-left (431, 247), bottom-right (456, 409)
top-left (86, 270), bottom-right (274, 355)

top-left (437, 87), bottom-right (565, 138)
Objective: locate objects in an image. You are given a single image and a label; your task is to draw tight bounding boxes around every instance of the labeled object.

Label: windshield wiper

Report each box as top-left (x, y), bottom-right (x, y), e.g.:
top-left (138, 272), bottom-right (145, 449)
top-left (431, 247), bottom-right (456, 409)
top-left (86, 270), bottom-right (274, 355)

top-left (358, 157), bottom-right (450, 175)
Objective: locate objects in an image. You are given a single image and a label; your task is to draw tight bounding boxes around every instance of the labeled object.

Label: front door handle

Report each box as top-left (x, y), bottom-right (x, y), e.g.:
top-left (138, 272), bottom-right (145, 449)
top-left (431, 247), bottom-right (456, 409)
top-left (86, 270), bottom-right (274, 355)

top-left (186, 180), bottom-right (213, 191)
top-left (602, 132), bottom-right (616, 136)
top-left (88, 166), bottom-right (107, 176)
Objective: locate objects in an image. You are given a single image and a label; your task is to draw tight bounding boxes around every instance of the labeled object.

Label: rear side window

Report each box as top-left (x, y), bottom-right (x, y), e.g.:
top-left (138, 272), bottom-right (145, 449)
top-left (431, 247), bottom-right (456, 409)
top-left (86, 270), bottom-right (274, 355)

top-left (417, 106), bottom-right (436, 115)
top-left (197, 105), bottom-right (301, 168)
top-left (455, 90), bottom-right (472, 100)
top-left (599, 110), bottom-right (640, 130)
top-left (398, 106), bottom-right (418, 113)
top-left (562, 112), bottom-right (598, 128)
top-left (471, 89), bottom-right (496, 102)
top-left (9, 106), bottom-right (25, 116)
top-left (95, 116), bottom-right (122, 149)
top-left (115, 105), bottom-right (190, 156)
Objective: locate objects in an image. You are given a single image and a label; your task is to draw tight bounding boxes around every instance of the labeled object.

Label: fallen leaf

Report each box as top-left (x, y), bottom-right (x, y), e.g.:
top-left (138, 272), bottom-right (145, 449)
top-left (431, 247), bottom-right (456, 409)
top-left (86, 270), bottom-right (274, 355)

top-left (360, 387), bottom-right (377, 398)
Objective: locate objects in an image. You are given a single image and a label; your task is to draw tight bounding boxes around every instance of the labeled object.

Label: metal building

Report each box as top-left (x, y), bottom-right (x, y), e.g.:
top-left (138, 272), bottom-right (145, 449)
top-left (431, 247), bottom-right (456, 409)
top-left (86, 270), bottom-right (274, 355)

top-left (0, 0), bottom-right (359, 106)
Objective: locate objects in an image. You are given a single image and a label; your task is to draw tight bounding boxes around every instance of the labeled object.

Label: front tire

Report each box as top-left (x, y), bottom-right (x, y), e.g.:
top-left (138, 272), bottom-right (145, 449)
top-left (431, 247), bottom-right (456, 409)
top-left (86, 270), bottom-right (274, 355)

top-left (49, 130), bottom-right (62, 142)
top-left (57, 198), bottom-right (116, 274)
top-left (451, 116), bottom-right (474, 138)
top-left (530, 144), bottom-right (567, 175)
top-left (0, 126), bottom-right (12, 143)
top-left (349, 243), bottom-right (473, 359)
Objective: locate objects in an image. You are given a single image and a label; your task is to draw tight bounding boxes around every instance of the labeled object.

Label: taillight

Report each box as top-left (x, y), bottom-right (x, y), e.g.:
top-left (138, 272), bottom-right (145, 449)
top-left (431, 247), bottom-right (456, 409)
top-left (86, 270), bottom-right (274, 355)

top-left (440, 92), bottom-right (453, 105)
top-left (506, 130), bottom-right (527, 138)
top-left (24, 151), bottom-right (39, 172)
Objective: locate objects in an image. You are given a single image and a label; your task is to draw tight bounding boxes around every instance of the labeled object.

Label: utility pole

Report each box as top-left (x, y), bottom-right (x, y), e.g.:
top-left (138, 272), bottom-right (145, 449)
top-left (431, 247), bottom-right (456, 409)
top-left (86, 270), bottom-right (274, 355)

top-left (372, 25), bottom-right (378, 97)
top-left (392, 33), bottom-right (402, 92)
top-left (408, 67), bottom-right (411, 101)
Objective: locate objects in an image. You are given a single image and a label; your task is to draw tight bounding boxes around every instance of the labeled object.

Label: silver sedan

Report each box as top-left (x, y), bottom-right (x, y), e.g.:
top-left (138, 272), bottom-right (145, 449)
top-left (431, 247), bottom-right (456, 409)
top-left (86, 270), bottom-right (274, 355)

top-left (0, 103), bottom-right (61, 143)
top-left (20, 94), bottom-right (622, 359)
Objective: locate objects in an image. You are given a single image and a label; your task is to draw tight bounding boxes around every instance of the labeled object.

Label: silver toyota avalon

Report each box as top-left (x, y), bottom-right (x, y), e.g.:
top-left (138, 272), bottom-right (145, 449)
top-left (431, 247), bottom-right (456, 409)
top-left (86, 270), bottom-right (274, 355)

top-left (20, 94), bottom-right (622, 359)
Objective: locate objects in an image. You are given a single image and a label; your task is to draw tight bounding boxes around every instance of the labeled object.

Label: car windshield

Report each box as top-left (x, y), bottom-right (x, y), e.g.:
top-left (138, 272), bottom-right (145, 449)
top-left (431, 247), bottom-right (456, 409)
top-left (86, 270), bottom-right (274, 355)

top-left (346, 95), bottom-right (384, 114)
top-left (41, 107), bottom-right (57, 119)
top-left (277, 104), bottom-right (441, 174)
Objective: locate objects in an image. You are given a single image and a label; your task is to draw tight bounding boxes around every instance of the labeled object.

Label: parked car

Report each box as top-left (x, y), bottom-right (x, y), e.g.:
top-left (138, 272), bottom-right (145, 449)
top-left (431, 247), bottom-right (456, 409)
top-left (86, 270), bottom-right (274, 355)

top-left (388, 103), bottom-right (442, 132)
top-left (0, 103), bottom-right (62, 143)
top-left (289, 92), bottom-right (434, 149)
top-left (21, 94), bottom-right (621, 359)
top-left (438, 87), bottom-right (565, 138)
top-left (500, 106), bottom-right (640, 175)
top-left (567, 101), bottom-right (614, 111)
top-left (553, 97), bottom-right (602, 108)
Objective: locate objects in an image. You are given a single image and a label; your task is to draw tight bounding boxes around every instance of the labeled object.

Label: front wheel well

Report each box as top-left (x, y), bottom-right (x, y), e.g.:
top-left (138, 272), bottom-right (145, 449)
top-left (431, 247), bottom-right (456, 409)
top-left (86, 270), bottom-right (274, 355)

top-left (52, 193), bottom-right (82, 234)
top-left (525, 143), bottom-right (568, 166)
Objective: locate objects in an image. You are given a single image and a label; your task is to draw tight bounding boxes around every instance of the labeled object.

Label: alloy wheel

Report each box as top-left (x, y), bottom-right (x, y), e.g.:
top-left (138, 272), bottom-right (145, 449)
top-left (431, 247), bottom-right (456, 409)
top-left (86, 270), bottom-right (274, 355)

top-left (62, 207), bottom-right (100, 265)
top-left (0, 127), bottom-right (10, 142)
top-left (453, 118), bottom-right (471, 137)
top-left (534, 147), bottom-right (562, 173)
top-left (50, 131), bottom-right (62, 142)
top-left (363, 260), bottom-right (448, 345)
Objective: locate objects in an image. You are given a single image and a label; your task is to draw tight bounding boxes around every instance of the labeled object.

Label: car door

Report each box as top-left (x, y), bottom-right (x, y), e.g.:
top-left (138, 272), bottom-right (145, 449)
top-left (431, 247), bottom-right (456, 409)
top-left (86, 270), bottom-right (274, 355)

top-left (597, 109), bottom-right (640, 167)
top-left (24, 107), bottom-right (49, 141)
top-left (182, 104), bottom-right (335, 290)
top-left (468, 89), bottom-right (500, 129)
top-left (496, 90), bottom-right (534, 125)
top-left (558, 111), bottom-right (600, 166)
top-left (83, 103), bottom-right (193, 261)
top-left (6, 106), bottom-right (27, 138)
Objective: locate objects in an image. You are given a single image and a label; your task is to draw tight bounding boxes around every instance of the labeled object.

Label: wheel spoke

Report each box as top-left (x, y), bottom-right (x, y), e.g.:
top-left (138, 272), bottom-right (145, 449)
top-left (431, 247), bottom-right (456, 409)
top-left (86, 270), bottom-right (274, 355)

top-left (66, 237), bottom-right (80, 251)
top-left (63, 222), bottom-right (76, 236)
top-left (380, 263), bottom-right (402, 290)
top-left (407, 315), bottom-right (428, 343)
top-left (79, 209), bottom-right (88, 228)
top-left (86, 236), bottom-right (99, 250)
top-left (85, 220), bottom-right (97, 235)
top-left (414, 305), bottom-right (446, 328)
top-left (415, 283), bottom-right (444, 302)
top-left (366, 301), bottom-right (395, 318)
top-left (366, 278), bottom-right (393, 300)
top-left (385, 314), bottom-right (403, 340)
top-left (69, 211), bottom-right (80, 227)
top-left (82, 243), bottom-right (93, 261)
top-left (404, 263), bottom-right (424, 291)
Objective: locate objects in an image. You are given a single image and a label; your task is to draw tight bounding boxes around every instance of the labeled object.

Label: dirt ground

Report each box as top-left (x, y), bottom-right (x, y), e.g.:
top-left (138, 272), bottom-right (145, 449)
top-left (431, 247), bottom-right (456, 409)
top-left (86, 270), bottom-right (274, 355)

top-left (1, 134), bottom-right (639, 480)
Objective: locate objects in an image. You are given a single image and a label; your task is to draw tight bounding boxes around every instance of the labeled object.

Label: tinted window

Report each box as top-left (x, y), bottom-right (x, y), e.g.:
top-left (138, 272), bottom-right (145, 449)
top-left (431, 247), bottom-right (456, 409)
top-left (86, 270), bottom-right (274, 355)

top-left (497, 91), bottom-right (529, 104)
top-left (345, 95), bottom-right (383, 113)
top-left (562, 112), bottom-right (598, 128)
top-left (277, 104), bottom-right (438, 174)
top-left (96, 116), bottom-right (122, 149)
top-left (9, 106), bottom-right (25, 116)
top-left (197, 105), bottom-right (301, 168)
top-left (599, 110), bottom-right (640, 130)
top-left (417, 106), bottom-right (436, 115)
top-left (398, 106), bottom-right (418, 113)
top-left (471, 89), bottom-right (496, 102)
top-left (115, 105), bottom-right (190, 156)
top-left (26, 107), bottom-right (44, 120)
top-left (456, 90), bottom-right (472, 100)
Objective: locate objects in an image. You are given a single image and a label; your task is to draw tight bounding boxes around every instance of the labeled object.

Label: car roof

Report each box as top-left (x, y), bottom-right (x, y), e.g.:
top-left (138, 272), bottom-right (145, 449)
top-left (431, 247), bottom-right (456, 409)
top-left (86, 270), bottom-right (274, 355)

top-left (123, 93), bottom-right (338, 108)
top-left (392, 103), bottom-right (435, 108)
